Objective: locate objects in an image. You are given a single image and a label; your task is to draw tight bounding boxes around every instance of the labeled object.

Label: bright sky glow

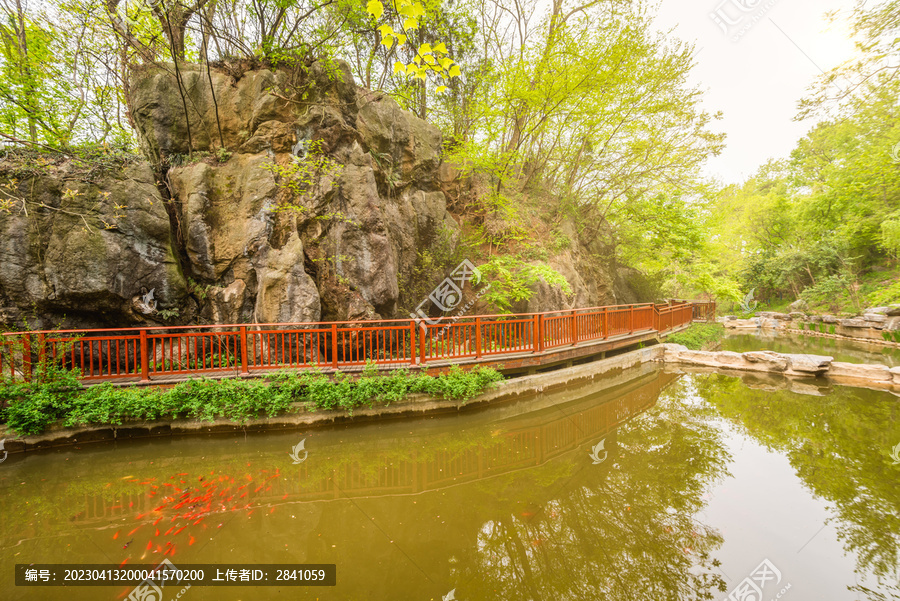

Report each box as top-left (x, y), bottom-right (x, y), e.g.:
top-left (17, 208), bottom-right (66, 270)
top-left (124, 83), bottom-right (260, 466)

top-left (652, 0), bottom-right (859, 185)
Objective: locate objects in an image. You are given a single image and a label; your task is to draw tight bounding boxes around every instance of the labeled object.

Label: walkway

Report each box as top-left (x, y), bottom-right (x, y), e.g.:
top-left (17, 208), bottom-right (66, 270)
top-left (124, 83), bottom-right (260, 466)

top-left (0, 301), bottom-right (715, 385)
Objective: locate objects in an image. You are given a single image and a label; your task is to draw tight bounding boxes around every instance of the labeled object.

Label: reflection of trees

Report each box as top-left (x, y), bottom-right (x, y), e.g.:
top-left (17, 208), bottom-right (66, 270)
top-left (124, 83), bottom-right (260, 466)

top-left (453, 378), bottom-right (731, 600)
top-left (697, 374), bottom-right (900, 598)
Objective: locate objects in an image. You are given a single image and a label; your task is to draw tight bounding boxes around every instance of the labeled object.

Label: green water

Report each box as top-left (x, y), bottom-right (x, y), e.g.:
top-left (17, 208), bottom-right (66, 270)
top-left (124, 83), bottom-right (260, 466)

top-left (722, 330), bottom-right (900, 366)
top-left (1, 364), bottom-right (899, 600)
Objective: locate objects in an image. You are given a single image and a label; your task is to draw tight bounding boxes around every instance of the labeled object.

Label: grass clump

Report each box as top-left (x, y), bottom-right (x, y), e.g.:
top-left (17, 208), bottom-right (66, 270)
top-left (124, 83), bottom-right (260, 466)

top-left (0, 362), bottom-right (504, 436)
top-left (665, 323), bottom-right (724, 350)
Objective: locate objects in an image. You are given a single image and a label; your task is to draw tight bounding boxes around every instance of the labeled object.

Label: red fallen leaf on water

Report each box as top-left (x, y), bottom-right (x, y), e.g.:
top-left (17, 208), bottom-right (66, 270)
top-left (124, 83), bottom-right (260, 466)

top-left (146, 541), bottom-right (153, 551)
top-left (113, 531), bottom-right (120, 540)
top-left (189, 536), bottom-right (195, 546)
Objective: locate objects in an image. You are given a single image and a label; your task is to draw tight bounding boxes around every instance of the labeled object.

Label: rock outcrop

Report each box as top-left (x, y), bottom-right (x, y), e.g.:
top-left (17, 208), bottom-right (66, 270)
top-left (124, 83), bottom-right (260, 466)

top-left (662, 344), bottom-right (900, 391)
top-left (0, 60), bottom-right (634, 330)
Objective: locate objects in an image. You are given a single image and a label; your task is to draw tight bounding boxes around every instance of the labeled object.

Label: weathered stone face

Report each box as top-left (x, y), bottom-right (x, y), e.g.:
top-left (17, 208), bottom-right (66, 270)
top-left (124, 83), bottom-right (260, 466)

top-left (0, 158), bottom-right (188, 328)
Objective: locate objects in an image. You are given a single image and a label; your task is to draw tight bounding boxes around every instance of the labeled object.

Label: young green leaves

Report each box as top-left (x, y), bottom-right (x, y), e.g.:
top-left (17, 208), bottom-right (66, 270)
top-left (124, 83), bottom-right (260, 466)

top-left (365, 0), bottom-right (460, 91)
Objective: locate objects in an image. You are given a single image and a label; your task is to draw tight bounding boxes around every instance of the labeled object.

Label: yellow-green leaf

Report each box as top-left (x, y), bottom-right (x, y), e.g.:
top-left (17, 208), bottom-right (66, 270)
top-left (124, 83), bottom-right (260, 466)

top-left (403, 17), bottom-right (418, 30)
top-left (393, 61), bottom-right (406, 74)
top-left (381, 35), bottom-right (395, 49)
top-left (423, 54), bottom-right (436, 65)
top-left (448, 64), bottom-right (461, 77)
top-left (366, 0), bottom-right (384, 20)
top-left (440, 57), bottom-right (453, 70)
top-left (419, 42), bottom-right (432, 55)
top-left (377, 24), bottom-right (394, 36)
top-left (411, 2), bottom-right (426, 17)
top-left (396, 33), bottom-right (407, 45)
top-left (413, 54), bottom-right (422, 65)
top-left (432, 42), bottom-right (447, 55)
top-left (398, 3), bottom-right (416, 16)
top-left (436, 85), bottom-right (448, 93)
top-left (406, 64), bottom-right (418, 75)
top-left (415, 68), bottom-right (427, 81)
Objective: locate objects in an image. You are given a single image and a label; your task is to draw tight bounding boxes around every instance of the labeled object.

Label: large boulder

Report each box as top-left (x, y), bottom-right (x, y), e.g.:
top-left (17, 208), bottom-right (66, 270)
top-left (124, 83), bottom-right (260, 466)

top-left (128, 61), bottom-right (460, 323)
top-left (0, 155), bottom-right (188, 328)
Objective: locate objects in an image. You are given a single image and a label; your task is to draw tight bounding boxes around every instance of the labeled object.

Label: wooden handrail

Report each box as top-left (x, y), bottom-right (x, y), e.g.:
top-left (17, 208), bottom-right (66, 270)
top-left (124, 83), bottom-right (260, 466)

top-left (0, 301), bottom-right (716, 383)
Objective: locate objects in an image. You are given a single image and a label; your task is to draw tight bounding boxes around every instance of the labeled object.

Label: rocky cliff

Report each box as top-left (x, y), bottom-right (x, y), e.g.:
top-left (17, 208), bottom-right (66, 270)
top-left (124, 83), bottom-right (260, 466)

top-left (0, 60), bottom-right (634, 330)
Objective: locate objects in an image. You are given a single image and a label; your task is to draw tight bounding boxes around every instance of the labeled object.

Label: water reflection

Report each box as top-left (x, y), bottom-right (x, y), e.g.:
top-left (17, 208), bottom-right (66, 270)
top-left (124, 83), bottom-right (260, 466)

top-left (1, 363), bottom-right (898, 600)
top-left (697, 374), bottom-right (900, 600)
top-left (722, 330), bottom-right (900, 366)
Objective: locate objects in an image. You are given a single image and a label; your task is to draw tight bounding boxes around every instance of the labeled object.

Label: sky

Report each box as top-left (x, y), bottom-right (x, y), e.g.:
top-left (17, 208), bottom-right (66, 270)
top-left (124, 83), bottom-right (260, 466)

top-left (652, 0), bottom-right (859, 185)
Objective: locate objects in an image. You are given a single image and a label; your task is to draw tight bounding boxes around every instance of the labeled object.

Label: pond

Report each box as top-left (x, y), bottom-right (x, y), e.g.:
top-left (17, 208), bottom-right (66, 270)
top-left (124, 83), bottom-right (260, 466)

top-left (722, 330), bottom-right (900, 367)
top-left (1, 363), bottom-right (898, 600)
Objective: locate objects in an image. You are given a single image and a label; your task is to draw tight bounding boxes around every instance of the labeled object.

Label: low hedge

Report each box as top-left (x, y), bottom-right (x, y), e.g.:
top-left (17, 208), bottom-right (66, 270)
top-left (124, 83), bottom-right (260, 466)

top-left (0, 363), bottom-right (504, 436)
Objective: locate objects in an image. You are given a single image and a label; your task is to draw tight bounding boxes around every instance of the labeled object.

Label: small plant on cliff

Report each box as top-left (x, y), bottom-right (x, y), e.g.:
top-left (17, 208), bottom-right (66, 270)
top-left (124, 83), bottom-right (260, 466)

top-left (263, 139), bottom-right (343, 214)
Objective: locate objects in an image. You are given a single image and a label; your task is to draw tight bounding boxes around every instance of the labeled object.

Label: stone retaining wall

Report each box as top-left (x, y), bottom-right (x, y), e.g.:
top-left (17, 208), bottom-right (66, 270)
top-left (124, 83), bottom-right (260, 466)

top-left (663, 343), bottom-right (900, 392)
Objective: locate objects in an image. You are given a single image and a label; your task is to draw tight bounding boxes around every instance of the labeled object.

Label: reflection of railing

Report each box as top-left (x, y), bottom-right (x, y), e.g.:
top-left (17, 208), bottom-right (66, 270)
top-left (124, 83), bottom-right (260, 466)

top-left (57, 371), bottom-right (674, 525)
top-left (0, 302), bottom-right (714, 383)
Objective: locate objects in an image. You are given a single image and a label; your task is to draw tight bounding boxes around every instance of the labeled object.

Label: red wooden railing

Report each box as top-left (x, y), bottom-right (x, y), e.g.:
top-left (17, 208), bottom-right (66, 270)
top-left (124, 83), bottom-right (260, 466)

top-left (0, 301), bottom-right (714, 383)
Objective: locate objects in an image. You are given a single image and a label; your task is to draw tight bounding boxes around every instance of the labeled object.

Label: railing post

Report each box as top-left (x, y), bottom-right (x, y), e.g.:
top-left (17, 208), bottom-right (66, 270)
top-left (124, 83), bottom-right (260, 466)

top-left (531, 314), bottom-right (538, 353)
top-left (571, 310), bottom-right (578, 346)
top-left (139, 329), bottom-right (150, 382)
top-left (602, 308), bottom-right (608, 340)
top-left (239, 326), bottom-right (249, 375)
top-left (330, 324), bottom-right (339, 369)
top-left (419, 324), bottom-right (427, 364)
top-left (475, 317), bottom-right (482, 358)
top-left (22, 335), bottom-right (31, 382)
top-left (538, 314), bottom-right (545, 352)
top-left (410, 321), bottom-right (417, 366)
top-left (37, 333), bottom-right (46, 376)
top-left (629, 305), bottom-right (634, 334)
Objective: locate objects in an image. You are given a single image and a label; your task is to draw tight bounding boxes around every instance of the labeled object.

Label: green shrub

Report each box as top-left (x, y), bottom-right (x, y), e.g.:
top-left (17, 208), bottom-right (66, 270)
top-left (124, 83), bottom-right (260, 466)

top-left (665, 324), bottom-right (724, 350)
top-left (819, 323), bottom-right (827, 333)
top-left (0, 362), bottom-right (505, 435)
top-left (828, 325), bottom-right (836, 335)
top-left (798, 322), bottom-right (805, 330)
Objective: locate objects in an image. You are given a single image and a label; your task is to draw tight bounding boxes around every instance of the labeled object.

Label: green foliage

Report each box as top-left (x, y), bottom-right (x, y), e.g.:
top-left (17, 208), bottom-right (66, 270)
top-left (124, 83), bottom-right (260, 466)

top-left (477, 255), bottom-right (572, 313)
top-left (263, 139), bottom-right (343, 213)
top-left (0, 363), bottom-right (504, 435)
top-left (665, 324), bottom-right (724, 350)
